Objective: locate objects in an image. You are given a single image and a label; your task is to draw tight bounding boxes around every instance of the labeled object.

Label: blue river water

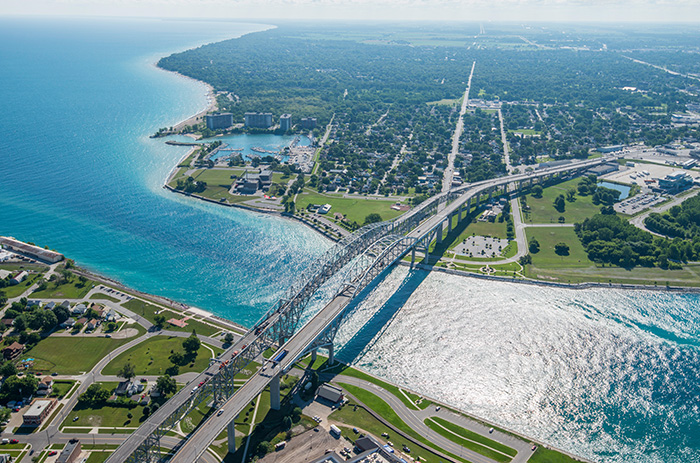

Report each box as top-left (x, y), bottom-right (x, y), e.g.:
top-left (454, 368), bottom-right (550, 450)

top-left (0, 17), bottom-right (699, 463)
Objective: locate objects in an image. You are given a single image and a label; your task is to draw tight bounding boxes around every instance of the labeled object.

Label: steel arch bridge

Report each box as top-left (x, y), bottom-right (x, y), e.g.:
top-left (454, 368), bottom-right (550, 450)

top-left (106, 156), bottom-right (608, 463)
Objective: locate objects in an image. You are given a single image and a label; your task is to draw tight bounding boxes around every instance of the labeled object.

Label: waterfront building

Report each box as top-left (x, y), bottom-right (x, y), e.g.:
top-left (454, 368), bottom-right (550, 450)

top-left (280, 113), bottom-right (292, 131)
top-left (0, 236), bottom-right (64, 263)
top-left (244, 112), bottom-right (273, 128)
top-left (205, 113), bottom-right (233, 130)
top-left (316, 383), bottom-right (344, 403)
top-left (300, 117), bottom-right (317, 130)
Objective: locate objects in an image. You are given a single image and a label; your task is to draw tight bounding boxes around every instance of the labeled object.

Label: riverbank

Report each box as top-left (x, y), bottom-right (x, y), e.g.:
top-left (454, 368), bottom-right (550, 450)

top-left (406, 261), bottom-right (700, 294)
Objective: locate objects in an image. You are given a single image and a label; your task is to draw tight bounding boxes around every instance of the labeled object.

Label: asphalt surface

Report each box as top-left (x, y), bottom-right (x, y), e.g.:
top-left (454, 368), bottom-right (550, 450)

top-left (168, 287), bottom-right (356, 463)
top-left (332, 375), bottom-right (535, 463)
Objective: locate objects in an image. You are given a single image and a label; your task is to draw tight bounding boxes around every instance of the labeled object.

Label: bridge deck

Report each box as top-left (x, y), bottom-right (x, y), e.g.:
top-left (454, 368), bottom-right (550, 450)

top-left (169, 287), bottom-right (355, 463)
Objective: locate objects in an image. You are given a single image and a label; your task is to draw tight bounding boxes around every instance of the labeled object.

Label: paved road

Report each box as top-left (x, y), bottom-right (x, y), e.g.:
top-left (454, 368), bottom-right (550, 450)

top-left (333, 375), bottom-right (536, 463)
top-left (443, 61), bottom-right (476, 193)
top-left (629, 187), bottom-right (700, 236)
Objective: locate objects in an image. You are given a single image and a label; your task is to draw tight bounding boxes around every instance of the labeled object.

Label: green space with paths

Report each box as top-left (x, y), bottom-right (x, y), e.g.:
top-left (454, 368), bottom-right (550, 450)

top-left (522, 178), bottom-right (602, 224)
top-left (296, 189), bottom-right (405, 225)
top-left (101, 335), bottom-right (222, 376)
top-left (122, 298), bottom-right (220, 337)
top-left (21, 332), bottom-right (144, 375)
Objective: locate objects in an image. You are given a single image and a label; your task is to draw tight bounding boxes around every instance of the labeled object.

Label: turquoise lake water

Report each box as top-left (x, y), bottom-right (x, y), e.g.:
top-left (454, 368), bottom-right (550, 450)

top-left (168, 133), bottom-right (312, 162)
top-left (0, 17), bottom-right (698, 463)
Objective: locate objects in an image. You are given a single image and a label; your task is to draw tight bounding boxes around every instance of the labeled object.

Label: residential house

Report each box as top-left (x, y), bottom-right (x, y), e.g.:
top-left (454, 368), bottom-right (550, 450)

top-left (104, 309), bottom-right (119, 322)
top-left (71, 304), bottom-right (87, 316)
top-left (45, 301), bottom-right (56, 310)
top-left (2, 342), bottom-right (24, 361)
top-left (62, 318), bottom-right (76, 328)
top-left (37, 377), bottom-right (54, 396)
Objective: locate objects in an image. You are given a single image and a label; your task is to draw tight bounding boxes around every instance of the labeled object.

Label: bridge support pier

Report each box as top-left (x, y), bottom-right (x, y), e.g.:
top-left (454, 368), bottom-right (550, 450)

top-left (436, 222), bottom-right (443, 244)
top-left (271, 373), bottom-right (281, 410)
top-left (311, 349), bottom-right (317, 365)
top-left (448, 213), bottom-right (453, 233)
top-left (227, 418), bottom-right (236, 454)
top-left (410, 247), bottom-right (416, 269)
top-left (457, 205), bottom-right (463, 224)
top-left (328, 343), bottom-right (335, 365)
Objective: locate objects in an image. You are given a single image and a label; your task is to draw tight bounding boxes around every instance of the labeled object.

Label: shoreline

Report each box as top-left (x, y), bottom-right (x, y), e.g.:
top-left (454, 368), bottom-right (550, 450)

top-left (72, 264), bottom-right (249, 335)
top-left (404, 261), bottom-right (700, 294)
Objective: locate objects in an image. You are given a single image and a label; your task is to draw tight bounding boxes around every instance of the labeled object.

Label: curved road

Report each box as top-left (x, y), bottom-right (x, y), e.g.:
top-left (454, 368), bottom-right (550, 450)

top-left (332, 375), bottom-right (535, 463)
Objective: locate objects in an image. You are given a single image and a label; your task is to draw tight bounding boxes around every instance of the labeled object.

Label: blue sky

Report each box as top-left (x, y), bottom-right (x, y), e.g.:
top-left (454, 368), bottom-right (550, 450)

top-left (2, 0), bottom-right (700, 22)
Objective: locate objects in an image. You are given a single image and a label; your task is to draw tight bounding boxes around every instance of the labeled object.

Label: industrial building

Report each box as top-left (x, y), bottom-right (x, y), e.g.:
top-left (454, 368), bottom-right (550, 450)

top-left (588, 162), bottom-right (620, 176)
top-left (597, 145), bottom-right (625, 154)
top-left (0, 236), bottom-right (64, 263)
top-left (316, 383), bottom-right (344, 403)
top-left (205, 113), bottom-right (234, 130)
top-left (280, 114), bottom-right (292, 131)
top-left (233, 169), bottom-right (272, 195)
top-left (244, 112), bottom-right (273, 129)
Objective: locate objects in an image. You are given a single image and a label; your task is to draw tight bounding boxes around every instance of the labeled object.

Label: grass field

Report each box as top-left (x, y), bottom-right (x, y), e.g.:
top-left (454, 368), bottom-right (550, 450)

top-left (335, 367), bottom-right (426, 411)
top-left (296, 189), bottom-right (406, 224)
top-left (425, 417), bottom-right (515, 462)
top-left (89, 293), bottom-right (120, 303)
top-left (523, 178), bottom-right (601, 224)
top-left (63, 388), bottom-right (150, 428)
top-left (526, 227), bottom-right (591, 269)
top-left (102, 335), bottom-right (221, 376)
top-left (31, 278), bottom-right (96, 299)
top-left (3, 273), bottom-right (42, 298)
top-left (523, 226), bottom-right (700, 286)
top-left (21, 335), bottom-right (141, 374)
top-left (122, 299), bottom-right (219, 337)
top-left (529, 446), bottom-right (582, 463)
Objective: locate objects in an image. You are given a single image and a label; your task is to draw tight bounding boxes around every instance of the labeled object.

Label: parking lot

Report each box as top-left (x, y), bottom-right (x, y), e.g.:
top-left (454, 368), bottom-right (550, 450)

top-left (614, 193), bottom-right (667, 215)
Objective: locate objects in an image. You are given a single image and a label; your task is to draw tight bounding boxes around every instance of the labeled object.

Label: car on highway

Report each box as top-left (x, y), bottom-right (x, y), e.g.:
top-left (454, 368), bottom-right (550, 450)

top-left (9, 439), bottom-right (18, 444)
top-left (217, 409), bottom-right (224, 416)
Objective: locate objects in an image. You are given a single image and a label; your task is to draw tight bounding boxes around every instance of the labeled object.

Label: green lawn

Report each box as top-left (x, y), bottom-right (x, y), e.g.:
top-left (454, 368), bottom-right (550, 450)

top-left (89, 293), bottom-right (120, 303)
top-left (102, 335), bottom-right (221, 376)
top-left (122, 299), bottom-right (219, 337)
top-left (296, 189), bottom-right (406, 224)
top-left (3, 273), bottom-right (42, 298)
top-left (85, 451), bottom-right (111, 463)
top-left (21, 334), bottom-right (141, 374)
top-left (191, 168), bottom-right (241, 186)
top-left (523, 178), bottom-right (601, 224)
top-left (31, 278), bottom-right (96, 299)
top-left (528, 446), bottom-right (583, 463)
top-left (526, 227), bottom-right (591, 269)
top-left (425, 417), bottom-right (516, 462)
top-left (63, 397), bottom-right (150, 428)
top-left (523, 227), bottom-right (700, 286)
